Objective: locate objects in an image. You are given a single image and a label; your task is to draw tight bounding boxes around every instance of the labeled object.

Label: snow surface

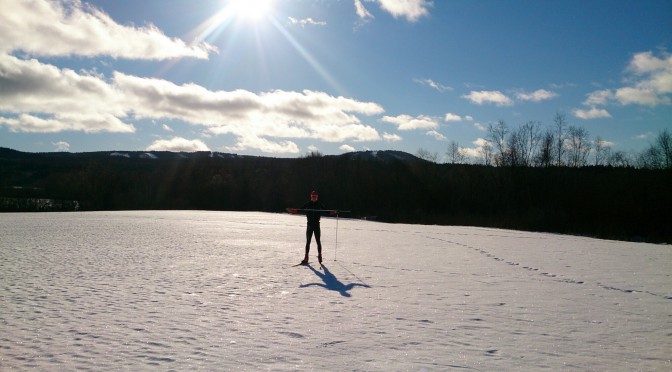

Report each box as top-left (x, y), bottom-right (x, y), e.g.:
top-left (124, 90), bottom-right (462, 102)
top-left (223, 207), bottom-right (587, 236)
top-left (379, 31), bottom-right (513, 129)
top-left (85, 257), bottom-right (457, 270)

top-left (1, 211), bottom-right (669, 371)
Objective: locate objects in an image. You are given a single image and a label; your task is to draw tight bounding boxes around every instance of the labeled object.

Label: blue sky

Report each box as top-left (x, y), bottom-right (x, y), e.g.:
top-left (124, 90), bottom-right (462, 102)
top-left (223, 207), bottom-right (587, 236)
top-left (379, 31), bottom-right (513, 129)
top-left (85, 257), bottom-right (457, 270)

top-left (1, 0), bottom-right (670, 160)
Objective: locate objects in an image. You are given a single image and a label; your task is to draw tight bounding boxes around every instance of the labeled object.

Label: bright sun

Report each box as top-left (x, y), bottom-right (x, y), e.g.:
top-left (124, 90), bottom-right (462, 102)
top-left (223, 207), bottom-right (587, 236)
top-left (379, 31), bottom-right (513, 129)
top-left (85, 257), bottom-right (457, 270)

top-left (227, 0), bottom-right (274, 21)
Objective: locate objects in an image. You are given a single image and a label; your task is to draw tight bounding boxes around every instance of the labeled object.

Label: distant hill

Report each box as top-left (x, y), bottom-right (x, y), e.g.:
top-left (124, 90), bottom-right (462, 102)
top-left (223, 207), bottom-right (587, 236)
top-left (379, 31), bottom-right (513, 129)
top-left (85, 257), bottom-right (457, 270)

top-left (0, 147), bottom-right (422, 162)
top-left (1, 147), bottom-right (670, 243)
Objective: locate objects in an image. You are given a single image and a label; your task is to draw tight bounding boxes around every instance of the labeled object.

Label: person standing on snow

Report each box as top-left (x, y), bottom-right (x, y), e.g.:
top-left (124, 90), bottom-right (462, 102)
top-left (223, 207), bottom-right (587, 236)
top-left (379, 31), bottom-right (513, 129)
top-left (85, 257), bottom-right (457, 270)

top-left (288, 191), bottom-right (334, 264)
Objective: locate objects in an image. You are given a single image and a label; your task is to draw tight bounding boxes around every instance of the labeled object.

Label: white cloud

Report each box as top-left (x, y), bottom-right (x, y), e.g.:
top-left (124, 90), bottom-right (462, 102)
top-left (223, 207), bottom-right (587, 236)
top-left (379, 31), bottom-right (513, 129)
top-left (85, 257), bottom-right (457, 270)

top-left (288, 17), bottom-right (326, 27)
top-left (0, 0), bottom-right (214, 59)
top-left (516, 89), bottom-right (558, 102)
top-left (0, 53), bottom-right (386, 152)
top-left (574, 107), bottom-right (611, 120)
top-left (462, 91), bottom-right (514, 106)
top-left (116, 72), bottom-right (383, 139)
top-left (473, 138), bottom-right (490, 148)
top-left (593, 139), bottom-right (615, 147)
top-left (146, 137), bottom-right (210, 152)
top-left (355, 0), bottom-right (432, 23)
top-left (614, 86), bottom-right (669, 106)
top-left (444, 113), bottom-right (473, 122)
top-left (225, 135), bottom-right (299, 154)
top-left (583, 89), bottom-right (613, 106)
top-left (459, 138), bottom-right (491, 158)
top-left (383, 132), bottom-right (402, 142)
top-left (426, 130), bottom-right (446, 141)
top-left (355, 0), bottom-right (374, 20)
top-left (460, 88), bottom-right (556, 106)
top-left (117, 75), bottom-right (384, 150)
top-left (415, 78), bottom-right (452, 92)
top-left (0, 54), bottom-right (134, 133)
top-left (381, 114), bottom-right (439, 130)
top-left (0, 113), bottom-right (134, 133)
top-left (444, 113), bottom-right (462, 122)
top-left (162, 124), bottom-right (173, 132)
top-left (473, 122), bottom-right (487, 131)
top-left (627, 51), bottom-right (671, 75)
top-left (580, 51), bottom-right (672, 110)
top-left (635, 132), bottom-right (654, 140)
top-left (460, 147), bottom-right (481, 158)
top-left (339, 144), bottom-right (356, 152)
top-left (52, 141), bottom-right (70, 152)
top-left (371, 0), bottom-right (433, 22)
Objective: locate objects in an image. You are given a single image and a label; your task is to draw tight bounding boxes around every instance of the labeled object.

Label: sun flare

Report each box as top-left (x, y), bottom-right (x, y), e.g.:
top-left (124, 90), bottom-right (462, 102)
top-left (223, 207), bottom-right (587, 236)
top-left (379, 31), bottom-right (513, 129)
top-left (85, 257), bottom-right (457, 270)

top-left (226, 0), bottom-right (274, 21)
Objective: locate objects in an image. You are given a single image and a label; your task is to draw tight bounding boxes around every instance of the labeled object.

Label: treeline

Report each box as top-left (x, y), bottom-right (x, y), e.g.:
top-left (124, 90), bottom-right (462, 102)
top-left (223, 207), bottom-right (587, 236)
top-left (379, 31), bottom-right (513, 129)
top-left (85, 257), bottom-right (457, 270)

top-left (429, 115), bottom-right (672, 170)
top-left (1, 148), bottom-right (670, 243)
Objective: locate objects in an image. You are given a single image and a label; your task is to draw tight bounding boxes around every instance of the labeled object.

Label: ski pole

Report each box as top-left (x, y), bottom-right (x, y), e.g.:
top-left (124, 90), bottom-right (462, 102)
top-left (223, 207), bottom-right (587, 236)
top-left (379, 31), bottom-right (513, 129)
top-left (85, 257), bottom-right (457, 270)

top-left (334, 211), bottom-right (339, 261)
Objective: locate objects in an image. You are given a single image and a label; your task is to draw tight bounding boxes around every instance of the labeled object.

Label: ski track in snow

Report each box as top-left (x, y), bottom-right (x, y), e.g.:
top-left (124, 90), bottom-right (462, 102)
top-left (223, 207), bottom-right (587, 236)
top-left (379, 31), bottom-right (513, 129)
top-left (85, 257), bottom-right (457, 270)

top-left (0, 211), bottom-right (670, 371)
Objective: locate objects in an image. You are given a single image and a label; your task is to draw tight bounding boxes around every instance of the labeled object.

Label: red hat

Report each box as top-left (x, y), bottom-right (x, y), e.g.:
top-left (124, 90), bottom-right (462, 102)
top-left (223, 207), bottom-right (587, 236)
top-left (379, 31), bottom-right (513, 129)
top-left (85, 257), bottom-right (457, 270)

top-left (311, 191), bottom-right (318, 197)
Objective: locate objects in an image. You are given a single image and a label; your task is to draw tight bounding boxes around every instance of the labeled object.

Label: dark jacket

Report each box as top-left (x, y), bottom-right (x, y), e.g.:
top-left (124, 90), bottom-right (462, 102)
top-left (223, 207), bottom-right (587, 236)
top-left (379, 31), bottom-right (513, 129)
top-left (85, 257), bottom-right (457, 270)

top-left (301, 201), bottom-right (326, 225)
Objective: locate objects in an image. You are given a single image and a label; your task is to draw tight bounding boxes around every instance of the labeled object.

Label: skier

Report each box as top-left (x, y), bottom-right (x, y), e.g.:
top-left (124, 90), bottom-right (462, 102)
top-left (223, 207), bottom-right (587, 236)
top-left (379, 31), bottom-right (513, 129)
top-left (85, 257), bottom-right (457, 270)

top-left (288, 191), bottom-right (334, 264)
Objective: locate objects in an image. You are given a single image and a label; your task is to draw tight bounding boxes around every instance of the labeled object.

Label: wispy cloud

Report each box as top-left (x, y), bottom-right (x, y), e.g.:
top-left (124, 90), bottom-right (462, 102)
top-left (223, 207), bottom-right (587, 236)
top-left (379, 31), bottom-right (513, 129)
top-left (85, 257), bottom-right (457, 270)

top-left (354, 0), bottom-right (432, 23)
top-left (383, 132), bottom-right (402, 142)
top-left (426, 130), bottom-right (446, 141)
top-left (354, 0), bottom-right (374, 20)
top-left (444, 113), bottom-right (473, 122)
top-left (516, 89), bottom-right (558, 102)
top-left (462, 91), bottom-right (514, 106)
top-left (583, 89), bottom-right (613, 106)
top-left (288, 17), bottom-right (326, 27)
top-left (381, 114), bottom-right (439, 130)
top-left (0, 0), bottom-right (214, 59)
top-left (146, 137), bottom-right (210, 152)
top-left (415, 78), bottom-right (452, 92)
top-left (52, 141), bottom-right (70, 152)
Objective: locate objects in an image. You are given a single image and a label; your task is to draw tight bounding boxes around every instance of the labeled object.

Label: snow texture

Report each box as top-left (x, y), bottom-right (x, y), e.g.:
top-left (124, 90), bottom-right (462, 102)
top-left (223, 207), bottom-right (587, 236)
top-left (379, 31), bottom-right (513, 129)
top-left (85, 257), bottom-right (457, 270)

top-left (1, 211), bottom-right (670, 370)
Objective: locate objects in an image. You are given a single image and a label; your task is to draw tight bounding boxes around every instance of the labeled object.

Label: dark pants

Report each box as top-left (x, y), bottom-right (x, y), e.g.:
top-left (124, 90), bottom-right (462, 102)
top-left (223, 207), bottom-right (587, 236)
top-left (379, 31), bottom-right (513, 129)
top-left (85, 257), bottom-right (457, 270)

top-left (305, 223), bottom-right (322, 256)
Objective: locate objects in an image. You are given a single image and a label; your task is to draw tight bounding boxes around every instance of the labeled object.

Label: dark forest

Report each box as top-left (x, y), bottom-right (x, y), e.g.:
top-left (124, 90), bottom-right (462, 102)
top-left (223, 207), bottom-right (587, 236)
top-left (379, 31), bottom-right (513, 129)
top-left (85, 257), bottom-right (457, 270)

top-left (1, 147), bottom-right (670, 243)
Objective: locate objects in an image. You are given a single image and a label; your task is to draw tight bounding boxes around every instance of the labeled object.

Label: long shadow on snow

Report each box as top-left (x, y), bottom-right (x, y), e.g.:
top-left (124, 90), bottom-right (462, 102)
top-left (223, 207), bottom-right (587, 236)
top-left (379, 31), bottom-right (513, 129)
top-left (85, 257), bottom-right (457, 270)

top-left (300, 264), bottom-right (370, 297)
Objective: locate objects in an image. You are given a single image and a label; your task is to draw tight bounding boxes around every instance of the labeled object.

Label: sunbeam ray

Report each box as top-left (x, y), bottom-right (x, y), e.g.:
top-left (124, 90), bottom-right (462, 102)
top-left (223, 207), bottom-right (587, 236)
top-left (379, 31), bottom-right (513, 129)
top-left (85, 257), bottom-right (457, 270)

top-left (269, 17), bottom-right (346, 96)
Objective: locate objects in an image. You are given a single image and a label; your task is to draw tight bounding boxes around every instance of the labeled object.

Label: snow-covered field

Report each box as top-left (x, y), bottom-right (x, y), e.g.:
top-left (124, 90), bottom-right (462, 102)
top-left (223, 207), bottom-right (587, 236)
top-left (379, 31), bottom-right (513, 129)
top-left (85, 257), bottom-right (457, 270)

top-left (1, 211), bottom-right (669, 371)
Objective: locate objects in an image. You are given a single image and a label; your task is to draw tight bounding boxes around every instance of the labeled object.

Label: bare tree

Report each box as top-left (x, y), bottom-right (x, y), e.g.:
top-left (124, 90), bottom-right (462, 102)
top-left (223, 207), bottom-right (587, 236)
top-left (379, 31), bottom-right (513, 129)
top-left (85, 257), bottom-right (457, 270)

top-left (567, 126), bottom-right (591, 167)
top-left (636, 129), bottom-right (672, 169)
top-left (416, 148), bottom-right (438, 163)
top-left (517, 121), bottom-right (541, 166)
top-left (593, 136), bottom-right (611, 166)
top-left (655, 129), bottom-right (672, 169)
top-left (446, 140), bottom-right (466, 164)
top-left (487, 120), bottom-right (509, 166)
top-left (504, 130), bottom-right (520, 166)
top-left (537, 129), bottom-right (555, 167)
top-left (608, 151), bottom-right (632, 167)
top-left (553, 112), bottom-right (567, 166)
top-left (479, 141), bottom-right (494, 166)
top-left (637, 146), bottom-right (663, 169)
